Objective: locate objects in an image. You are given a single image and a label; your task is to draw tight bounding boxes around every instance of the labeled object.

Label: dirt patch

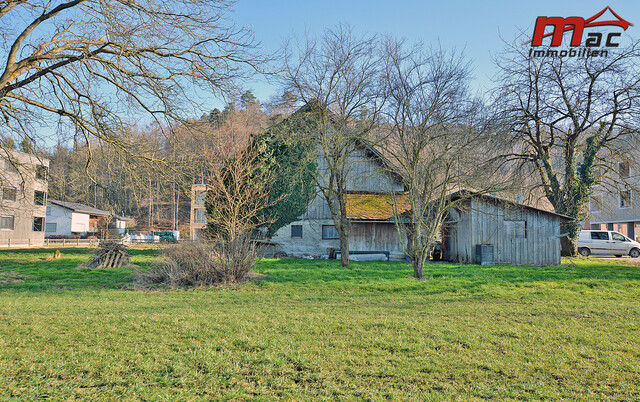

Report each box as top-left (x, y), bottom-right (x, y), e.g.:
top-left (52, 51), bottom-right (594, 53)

top-left (0, 271), bottom-right (27, 283)
top-left (246, 271), bottom-right (267, 282)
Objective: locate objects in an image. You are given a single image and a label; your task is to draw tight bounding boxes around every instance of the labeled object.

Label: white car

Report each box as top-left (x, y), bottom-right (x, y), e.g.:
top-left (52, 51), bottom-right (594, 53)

top-left (578, 230), bottom-right (640, 258)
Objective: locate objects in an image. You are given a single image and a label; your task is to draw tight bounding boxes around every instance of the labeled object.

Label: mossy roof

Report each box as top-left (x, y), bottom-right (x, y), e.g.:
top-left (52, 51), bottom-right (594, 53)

top-left (345, 193), bottom-right (410, 221)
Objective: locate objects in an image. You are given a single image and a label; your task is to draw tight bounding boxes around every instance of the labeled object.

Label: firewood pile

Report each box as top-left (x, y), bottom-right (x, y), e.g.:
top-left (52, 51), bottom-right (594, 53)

top-left (86, 241), bottom-right (131, 269)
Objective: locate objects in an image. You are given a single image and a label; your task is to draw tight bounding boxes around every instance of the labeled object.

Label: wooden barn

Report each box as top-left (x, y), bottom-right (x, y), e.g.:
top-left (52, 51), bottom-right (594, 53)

top-left (443, 192), bottom-right (571, 266)
top-left (270, 143), bottom-right (410, 260)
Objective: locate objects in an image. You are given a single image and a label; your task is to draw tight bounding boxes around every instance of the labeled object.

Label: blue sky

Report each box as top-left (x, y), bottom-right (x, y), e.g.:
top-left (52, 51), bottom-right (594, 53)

top-left (224, 0), bottom-right (640, 108)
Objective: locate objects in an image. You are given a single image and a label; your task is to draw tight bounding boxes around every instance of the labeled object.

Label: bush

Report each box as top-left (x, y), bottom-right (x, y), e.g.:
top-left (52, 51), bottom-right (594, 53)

top-left (135, 237), bottom-right (258, 287)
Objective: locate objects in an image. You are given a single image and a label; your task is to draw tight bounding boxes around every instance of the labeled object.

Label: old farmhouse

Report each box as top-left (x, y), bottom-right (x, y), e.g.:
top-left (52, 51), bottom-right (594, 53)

top-left (270, 143), bottom-right (409, 260)
top-left (190, 105), bottom-right (569, 266)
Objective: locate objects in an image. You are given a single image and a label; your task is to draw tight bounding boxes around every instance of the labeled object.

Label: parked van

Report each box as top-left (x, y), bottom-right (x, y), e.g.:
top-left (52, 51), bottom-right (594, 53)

top-left (578, 230), bottom-right (640, 258)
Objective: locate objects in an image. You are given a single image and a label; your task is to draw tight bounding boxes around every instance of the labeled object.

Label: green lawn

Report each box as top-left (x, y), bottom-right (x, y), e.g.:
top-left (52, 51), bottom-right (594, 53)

top-left (1, 248), bottom-right (639, 399)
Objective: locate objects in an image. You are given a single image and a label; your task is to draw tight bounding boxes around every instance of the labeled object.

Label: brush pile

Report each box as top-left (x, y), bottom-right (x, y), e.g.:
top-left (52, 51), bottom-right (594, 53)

top-left (86, 241), bottom-right (131, 269)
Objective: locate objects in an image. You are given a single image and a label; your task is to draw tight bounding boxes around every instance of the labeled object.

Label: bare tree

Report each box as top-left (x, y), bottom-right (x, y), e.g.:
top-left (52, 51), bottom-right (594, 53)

top-left (378, 38), bottom-right (509, 279)
top-left (282, 25), bottom-right (382, 266)
top-left (492, 38), bottom-right (640, 255)
top-left (0, 0), bottom-right (264, 178)
top-left (204, 144), bottom-right (274, 243)
top-left (379, 39), bottom-right (490, 278)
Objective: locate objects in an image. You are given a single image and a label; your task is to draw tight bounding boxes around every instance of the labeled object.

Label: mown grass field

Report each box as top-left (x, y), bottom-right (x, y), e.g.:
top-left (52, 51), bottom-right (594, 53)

top-left (1, 247), bottom-right (639, 400)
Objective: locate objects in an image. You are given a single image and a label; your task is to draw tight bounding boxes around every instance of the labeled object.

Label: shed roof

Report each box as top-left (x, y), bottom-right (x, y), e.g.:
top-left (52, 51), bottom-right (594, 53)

top-left (345, 193), bottom-right (410, 221)
top-left (48, 199), bottom-right (110, 217)
top-left (448, 190), bottom-right (574, 221)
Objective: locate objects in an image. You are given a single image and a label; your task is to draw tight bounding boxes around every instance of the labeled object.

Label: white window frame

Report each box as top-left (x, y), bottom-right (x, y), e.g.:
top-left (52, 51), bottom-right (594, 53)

top-left (291, 225), bottom-right (303, 239)
top-left (33, 216), bottom-right (45, 232)
top-left (322, 225), bottom-right (340, 240)
top-left (620, 190), bottom-right (632, 209)
top-left (34, 190), bottom-right (47, 206)
top-left (4, 160), bottom-right (18, 174)
top-left (619, 162), bottom-right (630, 179)
top-left (0, 215), bottom-right (14, 230)
top-left (2, 186), bottom-right (17, 202)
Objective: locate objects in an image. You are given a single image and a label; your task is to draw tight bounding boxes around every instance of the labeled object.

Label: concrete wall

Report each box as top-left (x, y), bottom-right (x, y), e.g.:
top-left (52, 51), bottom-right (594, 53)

top-left (271, 218), bottom-right (340, 257)
top-left (271, 219), bottom-right (405, 260)
top-left (0, 151), bottom-right (48, 246)
top-left (590, 189), bottom-right (639, 222)
top-left (589, 188), bottom-right (640, 240)
top-left (587, 159), bottom-right (640, 240)
top-left (445, 198), bottom-right (562, 266)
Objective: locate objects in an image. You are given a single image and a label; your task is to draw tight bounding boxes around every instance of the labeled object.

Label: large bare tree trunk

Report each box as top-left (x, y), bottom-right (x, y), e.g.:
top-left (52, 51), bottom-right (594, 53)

top-left (339, 233), bottom-right (350, 266)
top-left (561, 222), bottom-right (581, 257)
top-left (412, 259), bottom-right (424, 279)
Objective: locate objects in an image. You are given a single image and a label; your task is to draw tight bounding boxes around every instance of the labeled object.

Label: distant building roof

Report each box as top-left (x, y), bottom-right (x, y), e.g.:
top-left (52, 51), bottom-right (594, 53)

top-left (48, 199), bottom-right (110, 217)
top-left (346, 193), bottom-right (410, 221)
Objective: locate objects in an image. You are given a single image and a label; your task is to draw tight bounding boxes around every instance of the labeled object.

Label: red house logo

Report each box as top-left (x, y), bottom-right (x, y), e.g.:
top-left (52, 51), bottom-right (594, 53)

top-left (529, 6), bottom-right (632, 47)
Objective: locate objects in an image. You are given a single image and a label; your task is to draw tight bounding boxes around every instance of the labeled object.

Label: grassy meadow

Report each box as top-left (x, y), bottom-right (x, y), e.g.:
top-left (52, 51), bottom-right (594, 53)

top-left (0, 247), bottom-right (639, 399)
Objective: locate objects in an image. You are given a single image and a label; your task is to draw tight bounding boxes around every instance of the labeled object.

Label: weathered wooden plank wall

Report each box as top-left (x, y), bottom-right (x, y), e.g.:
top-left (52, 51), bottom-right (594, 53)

top-left (446, 198), bottom-right (561, 266)
top-left (350, 222), bottom-right (404, 253)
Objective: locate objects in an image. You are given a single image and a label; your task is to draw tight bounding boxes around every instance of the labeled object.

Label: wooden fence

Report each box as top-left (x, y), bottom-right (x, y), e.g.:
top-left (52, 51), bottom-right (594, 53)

top-left (0, 239), bottom-right (102, 248)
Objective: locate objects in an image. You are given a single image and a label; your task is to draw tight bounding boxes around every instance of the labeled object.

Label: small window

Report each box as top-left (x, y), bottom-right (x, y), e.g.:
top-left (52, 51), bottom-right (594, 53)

top-left (589, 195), bottom-right (602, 212)
top-left (291, 225), bottom-right (303, 238)
top-left (591, 231), bottom-right (609, 240)
top-left (619, 162), bottom-right (630, 179)
top-left (2, 187), bottom-right (16, 202)
top-left (592, 166), bottom-right (602, 183)
top-left (194, 209), bottom-right (207, 224)
top-left (195, 191), bottom-right (207, 207)
top-left (620, 190), bottom-right (631, 208)
top-left (0, 215), bottom-right (14, 230)
top-left (34, 190), bottom-right (46, 206)
top-left (322, 225), bottom-right (339, 239)
top-left (33, 217), bottom-right (44, 232)
top-left (45, 222), bottom-right (57, 232)
top-left (505, 220), bottom-right (527, 238)
top-left (36, 165), bottom-right (48, 180)
top-left (612, 232), bottom-right (626, 242)
top-left (4, 160), bottom-right (18, 174)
